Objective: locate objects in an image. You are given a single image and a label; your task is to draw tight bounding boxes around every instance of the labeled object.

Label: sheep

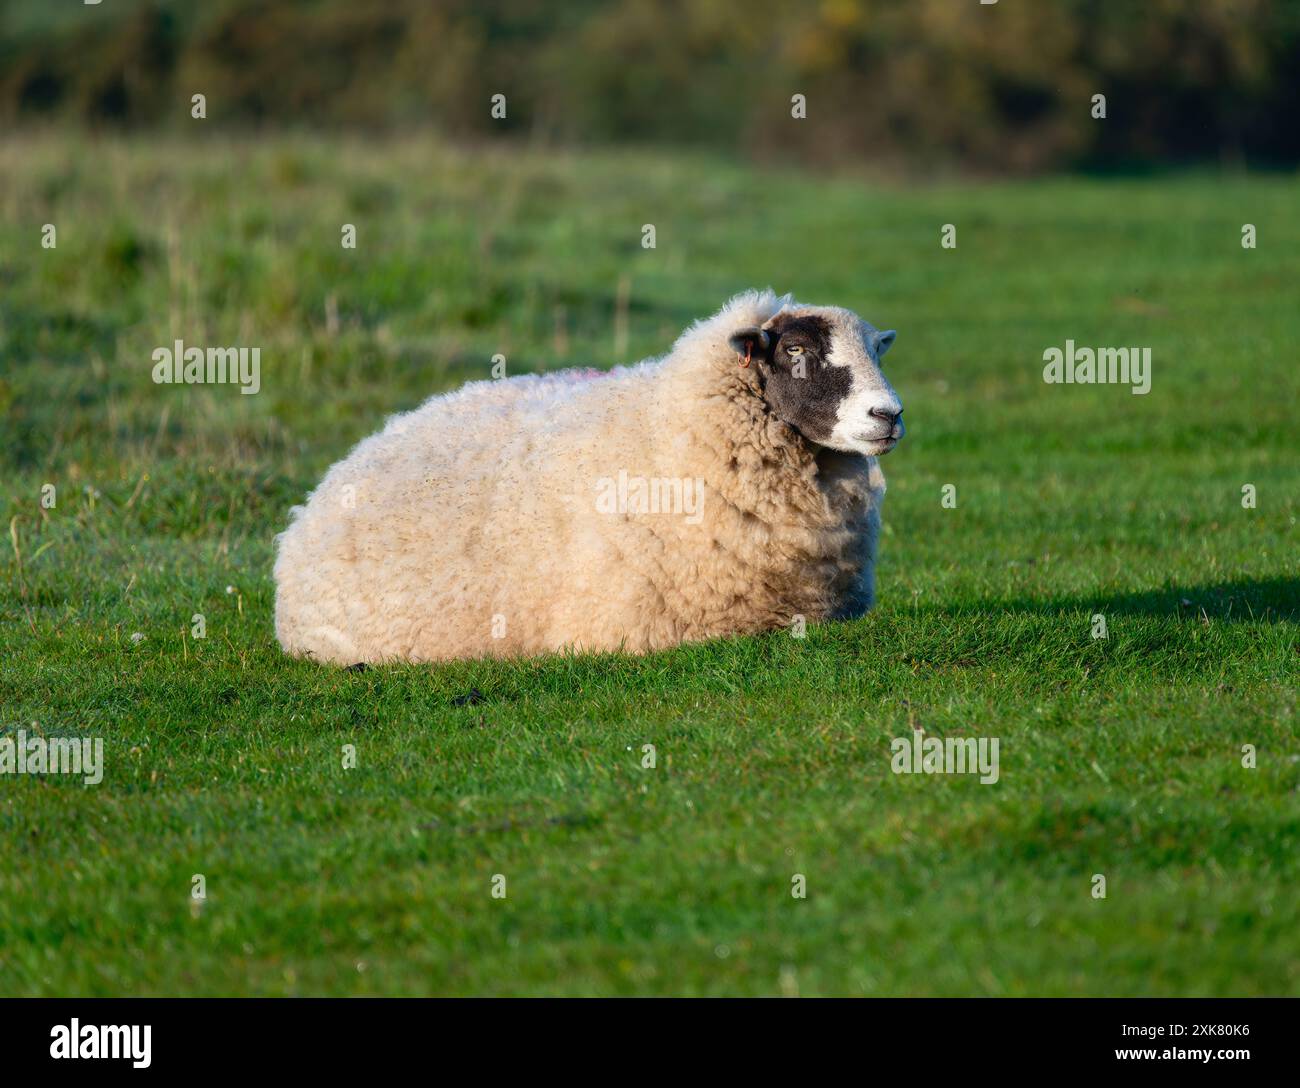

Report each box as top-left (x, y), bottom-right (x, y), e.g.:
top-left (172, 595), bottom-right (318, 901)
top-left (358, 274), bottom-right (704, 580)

top-left (273, 290), bottom-right (904, 664)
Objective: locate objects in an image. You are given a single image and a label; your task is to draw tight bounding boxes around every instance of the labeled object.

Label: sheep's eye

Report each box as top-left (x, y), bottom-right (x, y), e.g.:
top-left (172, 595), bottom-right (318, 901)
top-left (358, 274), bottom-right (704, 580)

top-left (785, 345), bottom-right (804, 357)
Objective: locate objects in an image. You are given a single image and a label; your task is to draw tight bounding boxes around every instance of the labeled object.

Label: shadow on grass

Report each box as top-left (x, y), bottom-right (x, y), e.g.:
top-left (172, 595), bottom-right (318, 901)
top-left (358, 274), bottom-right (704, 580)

top-left (957, 576), bottom-right (1300, 625)
top-left (298, 576), bottom-right (1297, 711)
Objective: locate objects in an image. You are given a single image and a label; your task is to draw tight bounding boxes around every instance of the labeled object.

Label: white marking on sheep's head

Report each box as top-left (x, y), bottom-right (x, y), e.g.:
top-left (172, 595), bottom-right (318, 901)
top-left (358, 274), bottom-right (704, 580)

top-left (728, 305), bottom-right (903, 456)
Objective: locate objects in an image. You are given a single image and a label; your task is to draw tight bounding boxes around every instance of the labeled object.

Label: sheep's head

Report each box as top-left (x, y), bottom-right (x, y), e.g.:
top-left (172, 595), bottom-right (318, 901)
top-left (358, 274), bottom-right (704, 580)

top-left (728, 305), bottom-right (903, 456)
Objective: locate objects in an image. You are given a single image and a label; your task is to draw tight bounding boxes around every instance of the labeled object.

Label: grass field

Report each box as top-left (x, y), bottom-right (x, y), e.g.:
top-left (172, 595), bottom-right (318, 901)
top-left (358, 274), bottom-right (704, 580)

top-left (1, 133), bottom-right (1297, 996)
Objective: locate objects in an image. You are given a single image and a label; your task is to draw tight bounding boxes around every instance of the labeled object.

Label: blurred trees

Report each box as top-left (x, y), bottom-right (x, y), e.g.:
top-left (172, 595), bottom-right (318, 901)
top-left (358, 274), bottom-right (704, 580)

top-left (2, 0), bottom-right (1297, 172)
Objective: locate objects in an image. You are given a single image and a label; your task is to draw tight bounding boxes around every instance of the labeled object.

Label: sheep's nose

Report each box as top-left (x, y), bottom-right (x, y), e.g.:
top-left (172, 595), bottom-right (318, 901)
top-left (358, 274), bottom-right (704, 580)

top-left (869, 406), bottom-right (902, 426)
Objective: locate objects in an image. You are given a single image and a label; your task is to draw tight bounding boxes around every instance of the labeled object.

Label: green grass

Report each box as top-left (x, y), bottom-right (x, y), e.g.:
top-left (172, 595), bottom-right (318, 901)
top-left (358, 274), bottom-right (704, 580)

top-left (1, 133), bottom-right (1297, 996)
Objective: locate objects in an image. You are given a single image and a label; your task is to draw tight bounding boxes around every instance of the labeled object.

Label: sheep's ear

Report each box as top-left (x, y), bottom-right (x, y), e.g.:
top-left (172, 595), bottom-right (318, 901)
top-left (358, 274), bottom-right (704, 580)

top-left (728, 327), bottom-right (770, 366)
top-left (873, 330), bottom-right (897, 358)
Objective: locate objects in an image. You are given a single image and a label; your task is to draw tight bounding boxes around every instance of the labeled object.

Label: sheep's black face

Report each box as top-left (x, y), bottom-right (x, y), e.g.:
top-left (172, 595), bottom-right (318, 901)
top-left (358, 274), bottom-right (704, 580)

top-left (729, 306), bottom-right (903, 456)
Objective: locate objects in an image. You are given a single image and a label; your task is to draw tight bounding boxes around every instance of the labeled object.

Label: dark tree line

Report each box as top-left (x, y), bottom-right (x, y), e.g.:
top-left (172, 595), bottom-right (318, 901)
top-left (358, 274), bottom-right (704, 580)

top-left (3, 0), bottom-right (1297, 172)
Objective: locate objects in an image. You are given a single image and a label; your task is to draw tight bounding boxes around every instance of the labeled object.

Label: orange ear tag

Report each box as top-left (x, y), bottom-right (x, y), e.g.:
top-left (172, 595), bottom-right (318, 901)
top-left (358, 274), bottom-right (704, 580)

top-left (739, 344), bottom-right (752, 368)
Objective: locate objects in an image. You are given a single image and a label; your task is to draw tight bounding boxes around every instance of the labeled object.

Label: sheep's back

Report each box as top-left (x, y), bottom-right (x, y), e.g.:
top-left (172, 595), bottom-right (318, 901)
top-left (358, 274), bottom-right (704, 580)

top-left (275, 365), bottom-right (656, 661)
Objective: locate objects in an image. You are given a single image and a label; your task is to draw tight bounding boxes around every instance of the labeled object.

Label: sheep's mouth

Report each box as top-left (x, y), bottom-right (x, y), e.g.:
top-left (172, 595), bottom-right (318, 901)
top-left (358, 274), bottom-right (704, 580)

top-left (857, 435), bottom-right (899, 454)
